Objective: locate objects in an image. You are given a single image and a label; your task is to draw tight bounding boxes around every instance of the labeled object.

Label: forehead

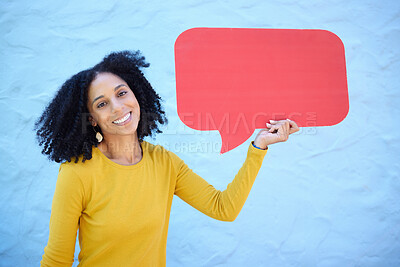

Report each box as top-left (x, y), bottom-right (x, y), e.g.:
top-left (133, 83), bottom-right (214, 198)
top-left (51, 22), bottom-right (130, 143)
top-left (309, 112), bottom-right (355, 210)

top-left (88, 72), bottom-right (127, 97)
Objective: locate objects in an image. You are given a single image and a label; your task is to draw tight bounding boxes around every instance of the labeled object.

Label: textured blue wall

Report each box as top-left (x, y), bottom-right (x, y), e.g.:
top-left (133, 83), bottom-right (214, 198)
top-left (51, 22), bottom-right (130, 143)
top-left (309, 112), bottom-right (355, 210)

top-left (1, 0), bottom-right (399, 266)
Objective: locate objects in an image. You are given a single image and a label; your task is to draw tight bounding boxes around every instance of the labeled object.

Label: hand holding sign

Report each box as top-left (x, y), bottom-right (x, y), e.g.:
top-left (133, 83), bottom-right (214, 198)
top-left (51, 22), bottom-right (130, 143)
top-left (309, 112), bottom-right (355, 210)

top-left (253, 119), bottom-right (300, 149)
top-left (175, 28), bottom-right (349, 153)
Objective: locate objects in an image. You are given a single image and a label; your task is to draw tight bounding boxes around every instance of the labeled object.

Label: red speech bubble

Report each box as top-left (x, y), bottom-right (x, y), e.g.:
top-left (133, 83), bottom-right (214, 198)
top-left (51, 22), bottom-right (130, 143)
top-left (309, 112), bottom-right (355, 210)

top-left (174, 28), bottom-right (349, 153)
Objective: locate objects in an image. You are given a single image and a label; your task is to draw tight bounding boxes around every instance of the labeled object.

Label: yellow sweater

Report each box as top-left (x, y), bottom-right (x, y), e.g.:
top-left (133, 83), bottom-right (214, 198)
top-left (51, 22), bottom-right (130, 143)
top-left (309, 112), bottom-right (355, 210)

top-left (41, 141), bottom-right (267, 266)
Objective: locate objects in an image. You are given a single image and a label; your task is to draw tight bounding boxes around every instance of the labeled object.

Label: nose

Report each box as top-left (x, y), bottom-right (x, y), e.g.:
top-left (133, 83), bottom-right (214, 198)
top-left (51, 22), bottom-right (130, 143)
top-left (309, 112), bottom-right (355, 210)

top-left (111, 98), bottom-right (123, 114)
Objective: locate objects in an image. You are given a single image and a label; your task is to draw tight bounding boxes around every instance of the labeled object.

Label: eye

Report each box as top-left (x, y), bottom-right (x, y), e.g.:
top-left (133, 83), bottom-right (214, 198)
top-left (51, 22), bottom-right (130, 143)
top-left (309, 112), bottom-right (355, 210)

top-left (118, 91), bottom-right (127, 97)
top-left (97, 102), bottom-right (106, 109)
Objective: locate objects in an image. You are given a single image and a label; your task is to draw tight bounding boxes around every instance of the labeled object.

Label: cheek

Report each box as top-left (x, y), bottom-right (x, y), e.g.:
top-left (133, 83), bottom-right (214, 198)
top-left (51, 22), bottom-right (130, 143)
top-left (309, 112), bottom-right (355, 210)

top-left (132, 98), bottom-right (140, 114)
top-left (133, 109), bottom-right (140, 123)
top-left (92, 111), bottom-right (110, 126)
top-left (136, 104), bottom-right (141, 119)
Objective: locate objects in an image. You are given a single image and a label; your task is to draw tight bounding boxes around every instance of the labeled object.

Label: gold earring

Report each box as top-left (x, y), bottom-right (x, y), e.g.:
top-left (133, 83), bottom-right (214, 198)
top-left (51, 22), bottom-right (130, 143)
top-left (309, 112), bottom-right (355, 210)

top-left (93, 126), bottom-right (103, 143)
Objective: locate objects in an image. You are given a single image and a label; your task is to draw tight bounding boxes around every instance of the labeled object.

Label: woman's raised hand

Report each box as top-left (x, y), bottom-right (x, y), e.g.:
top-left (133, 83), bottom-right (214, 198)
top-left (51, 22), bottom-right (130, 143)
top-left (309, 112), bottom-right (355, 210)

top-left (253, 119), bottom-right (300, 149)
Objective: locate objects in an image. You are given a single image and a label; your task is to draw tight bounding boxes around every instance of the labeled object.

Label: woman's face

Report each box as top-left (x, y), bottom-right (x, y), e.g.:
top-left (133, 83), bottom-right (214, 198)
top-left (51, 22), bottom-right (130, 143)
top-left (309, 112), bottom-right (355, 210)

top-left (87, 72), bottom-right (140, 138)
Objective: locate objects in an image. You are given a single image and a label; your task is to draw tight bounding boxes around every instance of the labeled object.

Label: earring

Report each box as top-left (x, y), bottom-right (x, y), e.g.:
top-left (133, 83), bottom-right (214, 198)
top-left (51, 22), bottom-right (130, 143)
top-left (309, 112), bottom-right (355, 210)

top-left (93, 126), bottom-right (103, 143)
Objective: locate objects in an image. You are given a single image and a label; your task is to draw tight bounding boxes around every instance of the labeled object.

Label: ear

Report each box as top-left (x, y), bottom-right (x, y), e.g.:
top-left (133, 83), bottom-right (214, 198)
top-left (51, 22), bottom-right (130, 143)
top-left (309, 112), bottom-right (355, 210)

top-left (88, 116), bottom-right (97, 127)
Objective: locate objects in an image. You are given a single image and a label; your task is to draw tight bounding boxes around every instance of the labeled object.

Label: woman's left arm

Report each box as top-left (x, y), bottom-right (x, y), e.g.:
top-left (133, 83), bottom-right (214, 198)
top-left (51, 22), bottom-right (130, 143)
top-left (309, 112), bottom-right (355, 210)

top-left (173, 119), bottom-right (299, 221)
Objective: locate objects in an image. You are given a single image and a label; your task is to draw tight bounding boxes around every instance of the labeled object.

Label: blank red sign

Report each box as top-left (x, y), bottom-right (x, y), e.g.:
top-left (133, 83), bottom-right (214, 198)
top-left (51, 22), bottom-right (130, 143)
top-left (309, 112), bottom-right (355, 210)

top-left (175, 28), bottom-right (349, 153)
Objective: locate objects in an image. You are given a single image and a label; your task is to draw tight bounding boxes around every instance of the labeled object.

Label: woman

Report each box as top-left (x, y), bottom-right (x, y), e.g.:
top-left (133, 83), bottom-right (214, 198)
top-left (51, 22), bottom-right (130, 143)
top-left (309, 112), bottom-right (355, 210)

top-left (36, 50), bottom-right (299, 266)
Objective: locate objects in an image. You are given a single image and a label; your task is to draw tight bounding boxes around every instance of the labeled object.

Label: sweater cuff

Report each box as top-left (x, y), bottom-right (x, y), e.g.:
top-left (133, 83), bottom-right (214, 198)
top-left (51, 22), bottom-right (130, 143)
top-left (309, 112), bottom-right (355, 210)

top-left (249, 141), bottom-right (268, 157)
top-left (252, 141), bottom-right (268, 150)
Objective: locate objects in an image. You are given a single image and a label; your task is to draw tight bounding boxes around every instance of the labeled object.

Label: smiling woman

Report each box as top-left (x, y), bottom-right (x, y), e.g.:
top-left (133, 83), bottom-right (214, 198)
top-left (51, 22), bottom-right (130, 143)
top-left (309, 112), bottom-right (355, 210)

top-left (35, 51), bottom-right (167, 163)
top-left (87, 72), bottom-right (143, 165)
top-left (35, 50), bottom-right (299, 266)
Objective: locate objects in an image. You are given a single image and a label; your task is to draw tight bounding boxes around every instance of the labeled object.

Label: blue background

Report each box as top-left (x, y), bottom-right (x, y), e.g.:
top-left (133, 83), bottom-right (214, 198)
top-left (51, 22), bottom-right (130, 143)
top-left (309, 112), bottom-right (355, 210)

top-left (1, 0), bottom-right (399, 266)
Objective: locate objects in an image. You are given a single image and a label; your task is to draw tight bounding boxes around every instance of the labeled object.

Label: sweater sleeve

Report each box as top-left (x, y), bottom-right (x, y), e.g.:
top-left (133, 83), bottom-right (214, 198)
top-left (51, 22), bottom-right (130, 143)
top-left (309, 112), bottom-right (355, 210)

top-left (41, 164), bottom-right (85, 267)
top-left (173, 142), bottom-right (268, 222)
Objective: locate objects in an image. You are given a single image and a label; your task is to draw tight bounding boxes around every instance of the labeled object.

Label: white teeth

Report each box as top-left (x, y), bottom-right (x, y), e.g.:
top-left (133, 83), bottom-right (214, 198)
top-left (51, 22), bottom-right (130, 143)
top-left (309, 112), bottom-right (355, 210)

top-left (113, 113), bottom-right (130, 124)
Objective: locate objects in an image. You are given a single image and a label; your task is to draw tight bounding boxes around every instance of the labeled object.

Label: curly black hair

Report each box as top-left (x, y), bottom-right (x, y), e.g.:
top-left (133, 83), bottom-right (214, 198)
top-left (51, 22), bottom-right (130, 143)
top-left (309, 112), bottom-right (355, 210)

top-left (35, 50), bottom-right (167, 163)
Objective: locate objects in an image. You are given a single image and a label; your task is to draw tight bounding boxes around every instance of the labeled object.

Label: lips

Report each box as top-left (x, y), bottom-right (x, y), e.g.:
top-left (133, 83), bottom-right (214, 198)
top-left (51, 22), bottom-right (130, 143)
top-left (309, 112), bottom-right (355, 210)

top-left (112, 112), bottom-right (131, 124)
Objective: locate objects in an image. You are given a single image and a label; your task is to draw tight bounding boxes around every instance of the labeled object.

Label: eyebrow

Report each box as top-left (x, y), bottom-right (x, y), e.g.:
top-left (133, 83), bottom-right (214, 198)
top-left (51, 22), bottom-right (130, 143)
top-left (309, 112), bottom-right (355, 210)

top-left (92, 84), bottom-right (128, 105)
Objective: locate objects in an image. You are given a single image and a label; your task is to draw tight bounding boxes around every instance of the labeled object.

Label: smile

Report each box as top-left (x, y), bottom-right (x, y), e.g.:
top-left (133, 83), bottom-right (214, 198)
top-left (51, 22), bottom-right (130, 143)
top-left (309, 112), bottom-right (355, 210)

top-left (112, 112), bottom-right (131, 125)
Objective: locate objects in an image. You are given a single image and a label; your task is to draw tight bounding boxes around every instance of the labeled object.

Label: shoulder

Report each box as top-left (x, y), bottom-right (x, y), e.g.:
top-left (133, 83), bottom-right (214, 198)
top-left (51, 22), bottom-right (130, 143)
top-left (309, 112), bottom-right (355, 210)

top-left (142, 141), bottom-right (183, 165)
top-left (54, 162), bottom-right (85, 196)
top-left (57, 161), bottom-right (85, 188)
top-left (142, 140), bottom-right (167, 154)
top-left (60, 152), bottom-right (98, 175)
top-left (57, 150), bottom-right (100, 191)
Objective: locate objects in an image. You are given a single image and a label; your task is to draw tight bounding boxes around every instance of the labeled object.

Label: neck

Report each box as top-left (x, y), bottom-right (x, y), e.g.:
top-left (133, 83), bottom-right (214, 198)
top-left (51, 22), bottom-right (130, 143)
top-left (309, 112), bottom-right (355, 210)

top-left (98, 132), bottom-right (142, 165)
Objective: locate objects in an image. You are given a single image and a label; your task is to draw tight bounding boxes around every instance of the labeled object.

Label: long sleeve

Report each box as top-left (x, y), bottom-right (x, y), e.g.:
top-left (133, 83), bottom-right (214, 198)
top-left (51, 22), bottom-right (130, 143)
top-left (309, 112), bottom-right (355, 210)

top-left (173, 142), bottom-right (268, 221)
top-left (41, 164), bottom-right (85, 267)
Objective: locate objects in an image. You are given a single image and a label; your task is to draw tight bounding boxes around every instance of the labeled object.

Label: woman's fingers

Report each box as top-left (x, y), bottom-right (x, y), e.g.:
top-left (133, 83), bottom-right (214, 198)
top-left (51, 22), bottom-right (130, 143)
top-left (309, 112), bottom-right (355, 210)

top-left (268, 120), bottom-right (290, 132)
top-left (266, 123), bottom-right (277, 132)
top-left (261, 119), bottom-right (299, 145)
top-left (270, 119), bottom-right (299, 134)
top-left (266, 121), bottom-right (290, 141)
top-left (286, 119), bottom-right (300, 134)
